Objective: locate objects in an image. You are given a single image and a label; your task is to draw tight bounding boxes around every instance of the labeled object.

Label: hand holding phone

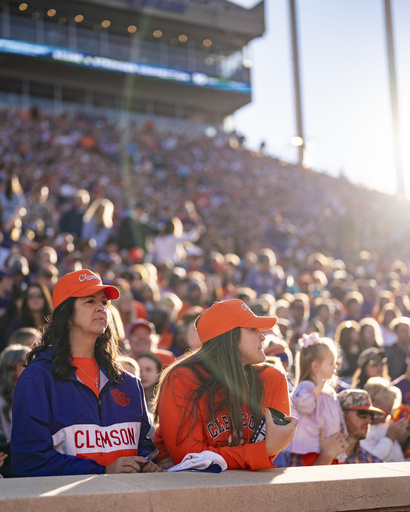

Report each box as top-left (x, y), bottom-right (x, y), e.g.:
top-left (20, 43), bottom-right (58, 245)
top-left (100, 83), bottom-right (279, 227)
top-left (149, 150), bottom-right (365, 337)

top-left (268, 408), bottom-right (290, 426)
top-left (137, 448), bottom-right (159, 468)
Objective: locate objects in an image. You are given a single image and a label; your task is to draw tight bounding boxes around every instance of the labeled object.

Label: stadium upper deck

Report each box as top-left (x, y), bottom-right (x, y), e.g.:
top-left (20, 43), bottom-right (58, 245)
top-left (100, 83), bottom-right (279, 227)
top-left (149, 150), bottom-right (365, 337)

top-left (0, 0), bottom-right (265, 123)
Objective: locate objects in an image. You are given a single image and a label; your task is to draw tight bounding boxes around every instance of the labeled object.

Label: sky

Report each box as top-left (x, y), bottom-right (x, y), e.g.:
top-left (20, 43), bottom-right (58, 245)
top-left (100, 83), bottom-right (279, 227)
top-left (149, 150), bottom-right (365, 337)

top-left (229, 0), bottom-right (410, 199)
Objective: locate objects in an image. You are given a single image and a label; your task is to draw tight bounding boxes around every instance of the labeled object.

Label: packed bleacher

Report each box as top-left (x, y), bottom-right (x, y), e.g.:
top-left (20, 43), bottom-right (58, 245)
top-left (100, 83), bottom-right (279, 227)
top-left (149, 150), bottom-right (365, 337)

top-left (0, 105), bottom-right (409, 475)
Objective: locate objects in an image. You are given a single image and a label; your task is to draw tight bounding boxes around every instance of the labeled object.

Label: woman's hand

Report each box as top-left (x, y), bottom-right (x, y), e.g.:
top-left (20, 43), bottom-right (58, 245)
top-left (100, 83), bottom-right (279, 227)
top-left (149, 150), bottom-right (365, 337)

top-left (105, 456), bottom-right (165, 474)
top-left (264, 408), bottom-right (298, 457)
top-left (139, 459), bottom-right (166, 473)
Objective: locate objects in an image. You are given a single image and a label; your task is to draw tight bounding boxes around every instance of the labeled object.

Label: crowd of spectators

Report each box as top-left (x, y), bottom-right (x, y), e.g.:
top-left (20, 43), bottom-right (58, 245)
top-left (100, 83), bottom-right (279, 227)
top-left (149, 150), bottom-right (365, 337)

top-left (0, 104), bottom-right (409, 473)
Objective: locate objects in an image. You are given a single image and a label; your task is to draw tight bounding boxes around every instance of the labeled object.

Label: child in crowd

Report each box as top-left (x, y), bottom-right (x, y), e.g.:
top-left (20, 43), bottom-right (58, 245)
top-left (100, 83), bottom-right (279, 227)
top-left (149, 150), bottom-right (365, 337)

top-left (136, 352), bottom-right (163, 415)
top-left (361, 377), bottom-right (409, 462)
top-left (285, 333), bottom-right (347, 465)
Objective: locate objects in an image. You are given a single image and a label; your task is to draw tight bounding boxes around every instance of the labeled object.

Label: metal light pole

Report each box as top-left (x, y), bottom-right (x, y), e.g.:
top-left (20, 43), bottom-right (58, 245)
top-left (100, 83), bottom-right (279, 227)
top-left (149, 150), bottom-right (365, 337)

top-left (384, 0), bottom-right (405, 199)
top-left (289, 0), bottom-right (305, 167)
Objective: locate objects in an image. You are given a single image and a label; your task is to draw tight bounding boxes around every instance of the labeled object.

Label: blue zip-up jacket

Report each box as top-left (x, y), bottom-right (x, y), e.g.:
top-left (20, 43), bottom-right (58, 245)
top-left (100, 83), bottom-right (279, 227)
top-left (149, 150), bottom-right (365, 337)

top-left (11, 347), bottom-right (154, 476)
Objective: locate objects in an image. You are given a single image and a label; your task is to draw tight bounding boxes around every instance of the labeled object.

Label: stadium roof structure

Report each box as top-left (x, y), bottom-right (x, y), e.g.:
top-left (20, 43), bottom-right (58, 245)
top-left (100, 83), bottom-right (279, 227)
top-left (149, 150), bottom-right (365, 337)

top-left (0, 0), bottom-right (265, 123)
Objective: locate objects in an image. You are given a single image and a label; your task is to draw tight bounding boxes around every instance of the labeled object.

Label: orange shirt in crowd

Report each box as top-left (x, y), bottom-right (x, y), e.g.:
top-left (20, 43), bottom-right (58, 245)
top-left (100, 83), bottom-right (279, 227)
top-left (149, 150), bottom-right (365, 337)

top-left (154, 364), bottom-right (290, 470)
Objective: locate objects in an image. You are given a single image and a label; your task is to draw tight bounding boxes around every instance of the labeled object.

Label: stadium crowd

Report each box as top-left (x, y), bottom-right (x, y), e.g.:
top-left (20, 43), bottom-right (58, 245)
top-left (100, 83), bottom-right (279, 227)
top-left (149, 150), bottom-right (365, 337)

top-left (0, 105), bottom-right (409, 476)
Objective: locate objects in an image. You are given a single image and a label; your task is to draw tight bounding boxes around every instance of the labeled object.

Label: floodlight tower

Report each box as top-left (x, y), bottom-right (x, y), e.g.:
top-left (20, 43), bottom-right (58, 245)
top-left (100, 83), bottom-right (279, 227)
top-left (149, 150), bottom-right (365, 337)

top-left (384, 0), bottom-right (405, 199)
top-left (289, 0), bottom-right (305, 167)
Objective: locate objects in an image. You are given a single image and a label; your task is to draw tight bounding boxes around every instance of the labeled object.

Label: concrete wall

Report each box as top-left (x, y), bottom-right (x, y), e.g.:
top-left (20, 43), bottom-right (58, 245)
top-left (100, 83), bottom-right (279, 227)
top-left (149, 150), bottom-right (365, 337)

top-left (0, 462), bottom-right (409, 512)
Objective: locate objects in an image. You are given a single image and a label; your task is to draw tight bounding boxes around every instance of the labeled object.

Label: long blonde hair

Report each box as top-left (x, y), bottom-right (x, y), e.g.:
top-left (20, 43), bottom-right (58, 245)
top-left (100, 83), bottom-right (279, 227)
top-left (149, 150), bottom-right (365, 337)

top-left (83, 198), bottom-right (114, 228)
top-left (364, 377), bottom-right (401, 414)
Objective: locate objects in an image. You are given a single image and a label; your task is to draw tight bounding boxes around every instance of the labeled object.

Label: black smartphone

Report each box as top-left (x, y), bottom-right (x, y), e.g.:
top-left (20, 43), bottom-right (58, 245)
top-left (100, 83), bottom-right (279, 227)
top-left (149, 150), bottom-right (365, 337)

top-left (268, 408), bottom-right (290, 426)
top-left (0, 442), bottom-right (10, 455)
top-left (138, 448), bottom-right (159, 468)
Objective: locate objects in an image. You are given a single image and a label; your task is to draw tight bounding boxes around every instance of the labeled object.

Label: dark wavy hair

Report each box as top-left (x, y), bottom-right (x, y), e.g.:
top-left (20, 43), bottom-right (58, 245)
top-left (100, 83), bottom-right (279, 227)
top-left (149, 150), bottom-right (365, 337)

top-left (21, 282), bottom-right (53, 327)
top-left (0, 344), bottom-right (30, 422)
top-left (27, 297), bottom-right (123, 382)
top-left (153, 327), bottom-right (265, 447)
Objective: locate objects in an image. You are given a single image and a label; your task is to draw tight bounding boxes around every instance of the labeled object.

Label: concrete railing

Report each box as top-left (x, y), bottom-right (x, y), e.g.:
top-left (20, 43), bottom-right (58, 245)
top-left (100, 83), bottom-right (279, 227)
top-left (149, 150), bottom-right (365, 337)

top-left (1, 462), bottom-right (409, 512)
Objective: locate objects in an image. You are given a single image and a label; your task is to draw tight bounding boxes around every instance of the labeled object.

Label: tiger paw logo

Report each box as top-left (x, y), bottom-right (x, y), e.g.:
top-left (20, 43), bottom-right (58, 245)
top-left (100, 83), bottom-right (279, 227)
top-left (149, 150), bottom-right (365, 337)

top-left (111, 389), bottom-right (130, 407)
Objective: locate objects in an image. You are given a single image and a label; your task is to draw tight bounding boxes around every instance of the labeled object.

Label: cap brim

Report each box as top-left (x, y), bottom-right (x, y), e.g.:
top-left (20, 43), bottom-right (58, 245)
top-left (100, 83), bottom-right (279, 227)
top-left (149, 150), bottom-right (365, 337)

top-left (241, 315), bottom-right (277, 331)
top-left (348, 406), bottom-right (385, 416)
top-left (71, 284), bottom-right (120, 301)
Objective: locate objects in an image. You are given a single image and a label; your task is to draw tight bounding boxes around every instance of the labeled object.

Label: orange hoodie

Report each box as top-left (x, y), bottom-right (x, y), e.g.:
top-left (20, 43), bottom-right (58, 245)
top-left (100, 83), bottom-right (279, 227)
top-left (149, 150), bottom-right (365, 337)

top-left (154, 364), bottom-right (290, 470)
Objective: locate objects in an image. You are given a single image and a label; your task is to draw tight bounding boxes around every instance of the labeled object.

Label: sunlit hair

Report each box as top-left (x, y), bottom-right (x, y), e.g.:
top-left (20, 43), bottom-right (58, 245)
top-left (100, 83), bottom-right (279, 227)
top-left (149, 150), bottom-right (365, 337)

top-left (0, 344), bottom-right (30, 423)
top-left (351, 354), bottom-right (390, 389)
top-left (333, 319), bottom-right (360, 353)
top-left (141, 279), bottom-right (161, 303)
top-left (8, 327), bottom-right (39, 348)
top-left (344, 290), bottom-right (364, 307)
top-left (112, 288), bottom-right (137, 322)
top-left (153, 327), bottom-right (265, 447)
top-left (108, 303), bottom-right (126, 342)
top-left (389, 316), bottom-right (410, 332)
top-left (372, 290), bottom-right (395, 319)
top-left (274, 298), bottom-right (290, 318)
top-left (364, 377), bottom-right (402, 413)
top-left (295, 336), bottom-right (337, 385)
top-left (290, 293), bottom-right (309, 309)
top-left (359, 317), bottom-right (383, 349)
top-left (161, 217), bottom-right (183, 236)
top-left (377, 302), bottom-right (401, 325)
top-left (118, 355), bottom-right (140, 378)
top-left (290, 293), bottom-right (310, 321)
top-left (37, 245), bottom-right (58, 265)
top-left (224, 252), bottom-right (241, 267)
top-left (159, 292), bottom-right (183, 323)
top-left (21, 282), bottom-right (53, 326)
top-left (314, 297), bottom-right (335, 316)
top-left (83, 198), bottom-right (114, 229)
top-left (5, 175), bottom-right (23, 199)
top-left (305, 319), bottom-right (325, 337)
top-left (27, 297), bottom-right (122, 382)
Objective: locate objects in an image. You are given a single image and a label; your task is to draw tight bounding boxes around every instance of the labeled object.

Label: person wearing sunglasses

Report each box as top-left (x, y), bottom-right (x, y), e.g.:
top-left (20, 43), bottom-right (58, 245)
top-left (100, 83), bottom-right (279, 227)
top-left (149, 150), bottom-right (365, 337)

top-left (5, 282), bottom-right (53, 343)
top-left (336, 389), bottom-right (385, 464)
top-left (287, 388), bottom-right (385, 466)
top-left (351, 347), bottom-right (390, 389)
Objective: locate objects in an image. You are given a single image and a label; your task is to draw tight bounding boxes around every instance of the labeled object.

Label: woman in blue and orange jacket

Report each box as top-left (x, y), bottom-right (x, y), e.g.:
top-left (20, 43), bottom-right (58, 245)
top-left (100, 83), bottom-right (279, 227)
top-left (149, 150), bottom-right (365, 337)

top-left (11, 269), bottom-right (163, 476)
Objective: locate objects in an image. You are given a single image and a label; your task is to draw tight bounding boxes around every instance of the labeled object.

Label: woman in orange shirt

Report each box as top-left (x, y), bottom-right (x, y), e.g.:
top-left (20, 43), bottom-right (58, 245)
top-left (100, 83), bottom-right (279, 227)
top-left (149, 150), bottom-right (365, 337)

top-left (153, 299), bottom-right (298, 470)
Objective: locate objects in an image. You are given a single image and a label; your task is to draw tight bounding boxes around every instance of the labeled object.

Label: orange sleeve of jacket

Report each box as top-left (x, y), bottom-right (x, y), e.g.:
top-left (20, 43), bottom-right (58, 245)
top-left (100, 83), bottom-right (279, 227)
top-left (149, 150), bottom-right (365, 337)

top-left (155, 364), bottom-right (290, 471)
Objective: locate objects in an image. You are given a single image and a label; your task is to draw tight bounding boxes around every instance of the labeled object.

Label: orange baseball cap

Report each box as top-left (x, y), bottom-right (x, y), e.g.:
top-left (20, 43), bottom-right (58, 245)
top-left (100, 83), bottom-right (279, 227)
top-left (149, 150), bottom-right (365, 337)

top-left (195, 299), bottom-right (277, 344)
top-left (53, 269), bottom-right (120, 309)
